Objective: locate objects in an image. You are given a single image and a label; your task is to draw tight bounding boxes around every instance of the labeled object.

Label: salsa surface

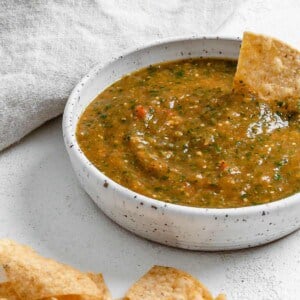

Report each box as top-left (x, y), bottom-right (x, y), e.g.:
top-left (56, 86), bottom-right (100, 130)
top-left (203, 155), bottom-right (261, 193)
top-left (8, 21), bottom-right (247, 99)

top-left (77, 58), bottom-right (300, 208)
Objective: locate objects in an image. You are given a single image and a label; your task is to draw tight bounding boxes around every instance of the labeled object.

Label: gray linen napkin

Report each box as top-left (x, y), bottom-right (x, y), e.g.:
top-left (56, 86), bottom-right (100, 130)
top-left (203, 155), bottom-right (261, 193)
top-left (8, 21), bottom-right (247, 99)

top-left (1, 0), bottom-right (299, 151)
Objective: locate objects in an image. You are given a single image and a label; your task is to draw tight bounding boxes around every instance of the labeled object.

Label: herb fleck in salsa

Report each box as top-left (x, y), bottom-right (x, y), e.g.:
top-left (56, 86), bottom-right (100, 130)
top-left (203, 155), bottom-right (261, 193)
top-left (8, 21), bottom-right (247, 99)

top-left (77, 58), bottom-right (300, 208)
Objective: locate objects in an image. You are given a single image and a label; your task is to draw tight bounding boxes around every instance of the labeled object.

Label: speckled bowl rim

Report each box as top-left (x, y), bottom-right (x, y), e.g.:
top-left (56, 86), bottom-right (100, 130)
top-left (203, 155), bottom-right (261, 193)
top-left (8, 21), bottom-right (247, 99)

top-left (63, 35), bottom-right (300, 217)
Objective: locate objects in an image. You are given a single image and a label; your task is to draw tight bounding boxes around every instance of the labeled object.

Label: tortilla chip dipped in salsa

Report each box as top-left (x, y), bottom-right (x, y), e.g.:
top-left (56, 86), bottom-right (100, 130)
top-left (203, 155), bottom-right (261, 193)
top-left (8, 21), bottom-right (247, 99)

top-left (233, 31), bottom-right (300, 112)
top-left (0, 239), bottom-right (111, 300)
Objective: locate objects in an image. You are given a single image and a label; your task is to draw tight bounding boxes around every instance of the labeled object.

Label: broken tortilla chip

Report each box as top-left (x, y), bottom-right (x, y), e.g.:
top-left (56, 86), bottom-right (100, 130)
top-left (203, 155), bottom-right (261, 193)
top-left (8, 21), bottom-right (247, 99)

top-left (123, 265), bottom-right (223, 300)
top-left (233, 32), bottom-right (300, 112)
top-left (0, 240), bottom-right (111, 300)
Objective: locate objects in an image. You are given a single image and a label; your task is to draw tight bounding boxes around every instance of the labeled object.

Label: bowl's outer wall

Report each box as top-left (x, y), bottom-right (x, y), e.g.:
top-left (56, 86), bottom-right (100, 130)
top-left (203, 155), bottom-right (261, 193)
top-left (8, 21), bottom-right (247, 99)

top-left (63, 37), bottom-right (300, 250)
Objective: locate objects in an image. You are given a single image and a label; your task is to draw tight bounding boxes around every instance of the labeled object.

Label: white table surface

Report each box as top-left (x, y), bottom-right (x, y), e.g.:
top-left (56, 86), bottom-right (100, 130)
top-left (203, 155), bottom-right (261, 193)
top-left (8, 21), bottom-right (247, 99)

top-left (0, 117), bottom-right (299, 299)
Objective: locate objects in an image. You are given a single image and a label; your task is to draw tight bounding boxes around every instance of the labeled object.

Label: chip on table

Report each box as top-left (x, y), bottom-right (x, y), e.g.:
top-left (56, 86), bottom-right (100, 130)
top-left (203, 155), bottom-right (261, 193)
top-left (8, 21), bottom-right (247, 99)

top-left (0, 240), bottom-right (111, 300)
top-left (124, 265), bottom-right (225, 300)
top-left (0, 240), bottom-right (226, 300)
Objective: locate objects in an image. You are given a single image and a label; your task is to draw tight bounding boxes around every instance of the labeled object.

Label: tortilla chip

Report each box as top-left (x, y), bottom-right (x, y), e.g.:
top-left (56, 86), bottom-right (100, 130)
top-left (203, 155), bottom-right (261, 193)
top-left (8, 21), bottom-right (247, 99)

top-left (0, 240), bottom-right (110, 300)
top-left (44, 295), bottom-right (109, 300)
top-left (43, 296), bottom-right (105, 300)
top-left (233, 32), bottom-right (300, 111)
top-left (123, 265), bottom-right (214, 300)
top-left (43, 274), bottom-right (112, 300)
top-left (0, 282), bottom-right (19, 300)
top-left (87, 273), bottom-right (111, 300)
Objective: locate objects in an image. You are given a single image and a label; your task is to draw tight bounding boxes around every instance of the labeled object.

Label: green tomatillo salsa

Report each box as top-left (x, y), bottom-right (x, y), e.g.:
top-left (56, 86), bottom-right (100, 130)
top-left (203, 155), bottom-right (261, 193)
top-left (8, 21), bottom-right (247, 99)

top-left (76, 58), bottom-right (300, 208)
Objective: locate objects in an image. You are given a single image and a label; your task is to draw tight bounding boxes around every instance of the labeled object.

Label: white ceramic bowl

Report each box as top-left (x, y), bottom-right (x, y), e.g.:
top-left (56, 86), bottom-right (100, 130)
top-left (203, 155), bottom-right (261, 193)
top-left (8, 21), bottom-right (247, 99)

top-left (63, 37), bottom-right (300, 251)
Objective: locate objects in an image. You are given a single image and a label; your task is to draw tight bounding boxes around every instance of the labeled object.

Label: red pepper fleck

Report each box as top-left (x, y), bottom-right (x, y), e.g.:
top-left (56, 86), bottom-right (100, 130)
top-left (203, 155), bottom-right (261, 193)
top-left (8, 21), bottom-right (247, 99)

top-left (135, 105), bottom-right (147, 119)
top-left (219, 160), bottom-right (228, 171)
